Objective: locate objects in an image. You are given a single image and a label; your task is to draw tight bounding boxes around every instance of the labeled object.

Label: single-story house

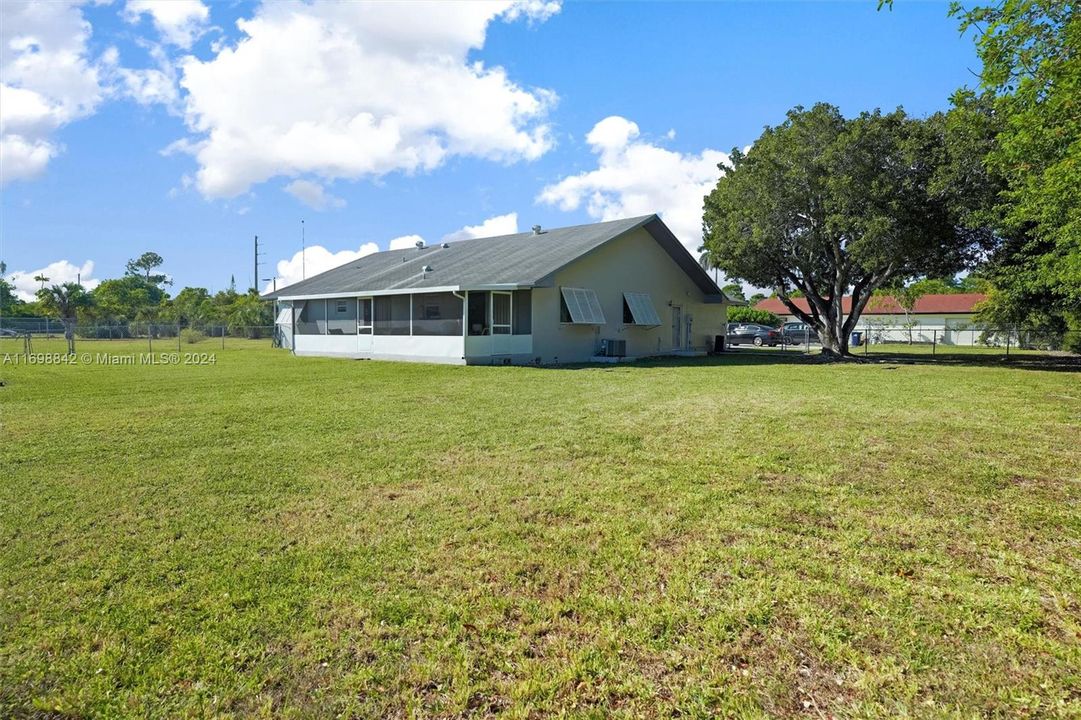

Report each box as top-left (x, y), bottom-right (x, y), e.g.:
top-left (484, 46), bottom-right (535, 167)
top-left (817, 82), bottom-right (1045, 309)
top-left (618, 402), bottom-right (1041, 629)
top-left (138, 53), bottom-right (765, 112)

top-left (264, 215), bottom-right (731, 364)
top-left (754, 293), bottom-right (989, 345)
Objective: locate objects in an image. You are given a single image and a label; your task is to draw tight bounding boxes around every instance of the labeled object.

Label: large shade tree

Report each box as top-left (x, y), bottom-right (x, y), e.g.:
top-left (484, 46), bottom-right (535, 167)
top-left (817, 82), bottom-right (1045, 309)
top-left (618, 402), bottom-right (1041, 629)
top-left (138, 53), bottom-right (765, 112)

top-left (36, 283), bottom-right (92, 354)
top-left (951, 1), bottom-right (1080, 344)
top-left (702, 103), bottom-right (990, 356)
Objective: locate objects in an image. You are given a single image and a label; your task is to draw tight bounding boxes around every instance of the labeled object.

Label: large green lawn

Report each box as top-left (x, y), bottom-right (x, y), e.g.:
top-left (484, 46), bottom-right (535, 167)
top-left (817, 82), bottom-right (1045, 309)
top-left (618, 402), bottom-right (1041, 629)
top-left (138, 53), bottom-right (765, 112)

top-left (1, 339), bottom-right (1078, 718)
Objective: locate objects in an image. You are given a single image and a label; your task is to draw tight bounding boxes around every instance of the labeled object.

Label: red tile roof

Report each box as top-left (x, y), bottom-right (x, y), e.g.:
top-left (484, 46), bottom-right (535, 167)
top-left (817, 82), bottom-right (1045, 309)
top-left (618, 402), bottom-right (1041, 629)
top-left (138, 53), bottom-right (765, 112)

top-left (753, 293), bottom-right (986, 316)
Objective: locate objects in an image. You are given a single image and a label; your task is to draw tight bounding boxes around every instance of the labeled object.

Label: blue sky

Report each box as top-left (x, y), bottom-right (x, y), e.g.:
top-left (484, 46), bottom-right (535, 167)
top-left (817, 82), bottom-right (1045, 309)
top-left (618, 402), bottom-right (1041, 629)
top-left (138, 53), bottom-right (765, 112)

top-left (0, 0), bottom-right (979, 299)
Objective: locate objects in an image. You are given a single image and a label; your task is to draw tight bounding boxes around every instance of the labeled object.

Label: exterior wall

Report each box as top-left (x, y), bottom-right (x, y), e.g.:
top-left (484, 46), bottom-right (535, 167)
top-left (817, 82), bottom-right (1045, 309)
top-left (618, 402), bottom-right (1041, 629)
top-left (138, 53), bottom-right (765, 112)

top-left (859, 313), bottom-right (981, 345)
top-left (530, 227), bottom-right (728, 364)
top-left (771, 310), bottom-right (985, 346)
top-left (464, 334), bottom-right (534, 364)
top-left (293, 333), bottom-right (466, 363)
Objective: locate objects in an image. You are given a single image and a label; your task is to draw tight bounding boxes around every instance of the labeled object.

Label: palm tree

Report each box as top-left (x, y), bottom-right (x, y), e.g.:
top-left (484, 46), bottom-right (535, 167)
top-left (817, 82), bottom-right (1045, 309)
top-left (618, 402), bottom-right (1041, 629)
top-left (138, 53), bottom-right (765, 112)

top-left (36, 283), bottom-right (91, 354)
top-left (697, 249), bottom-right (721, 285)
top-left (34, 274), bottom-right (50, 290)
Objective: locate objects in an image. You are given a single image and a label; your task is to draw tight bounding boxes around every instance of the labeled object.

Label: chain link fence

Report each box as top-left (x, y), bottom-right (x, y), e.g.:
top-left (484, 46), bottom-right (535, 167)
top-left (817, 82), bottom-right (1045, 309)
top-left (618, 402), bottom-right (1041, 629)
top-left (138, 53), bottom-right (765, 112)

top-left (0, 323), bottom-right (279, 351)
top-left (729, 323), bottom-right (1080, 360)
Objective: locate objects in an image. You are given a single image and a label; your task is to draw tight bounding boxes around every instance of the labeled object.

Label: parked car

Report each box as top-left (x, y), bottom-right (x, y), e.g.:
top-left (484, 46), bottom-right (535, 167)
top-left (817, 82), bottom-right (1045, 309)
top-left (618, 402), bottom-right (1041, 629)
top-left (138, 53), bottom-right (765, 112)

top-left (0, 328), bottom-right (20, 338)
top-left (726, 322), bottom-right (781, 347)
top-left (782, 321), bottom-right (819, 345)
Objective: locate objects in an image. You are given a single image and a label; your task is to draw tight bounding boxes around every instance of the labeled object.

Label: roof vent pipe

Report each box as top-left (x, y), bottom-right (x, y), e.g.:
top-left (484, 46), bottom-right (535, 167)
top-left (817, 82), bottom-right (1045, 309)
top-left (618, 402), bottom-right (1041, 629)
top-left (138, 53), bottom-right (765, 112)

top-left (441, 242), bottom-right (450, 248)
top-left (532, 224), bottom-right (542, 235)
top-left (415, 239), bottom-right (426, 249)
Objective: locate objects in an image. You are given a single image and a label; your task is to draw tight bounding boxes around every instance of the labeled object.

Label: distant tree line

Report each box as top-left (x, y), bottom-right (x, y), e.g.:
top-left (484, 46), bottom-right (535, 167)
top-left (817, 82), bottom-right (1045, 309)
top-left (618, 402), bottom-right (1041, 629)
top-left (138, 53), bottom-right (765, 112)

top-left (0, 252), bottom-right (273, 350)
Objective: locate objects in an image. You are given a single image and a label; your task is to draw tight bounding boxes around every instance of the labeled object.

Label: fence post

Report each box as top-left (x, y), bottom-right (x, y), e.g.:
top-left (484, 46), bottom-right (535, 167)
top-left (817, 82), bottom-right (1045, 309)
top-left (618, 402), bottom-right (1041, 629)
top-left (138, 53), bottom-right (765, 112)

top-left (222, 326), bottom-right (225, 350)
top-left (1005, 327), bottom-right (1011, 357)
top-left (932, 329), bottom-right (936, 356)
top-left (148, 325), bottom-right (153, 353)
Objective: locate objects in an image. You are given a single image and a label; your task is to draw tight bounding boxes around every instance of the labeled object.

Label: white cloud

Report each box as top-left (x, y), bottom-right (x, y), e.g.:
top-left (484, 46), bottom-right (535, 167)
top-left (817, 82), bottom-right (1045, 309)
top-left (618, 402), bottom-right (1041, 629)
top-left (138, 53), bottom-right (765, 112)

top-left (0, 133), bottom-right (58, 184)
top-left (0, 0), bottom-right (110, 185)
top-left (124, 0), bottom-right (210, 49)
top-left (283, 179), bottom-right (345, 211)
top-left (270, 242), bottom-right (380, 292)
top-left (116, 41), bottom-right (181, 111)
top-left (118, 66), bottom-right (178, 107)
top-left (502, 0), bottom-right (562, 22)
top-left (537, 116), bottom-right (731, 253)
top-left (442, 212), bottom-right (519, 242)
top-left (388, 234), bottom-right (426, 251)
top-left (8, 259), bottom-right (100, 301)
top-left (174, 0), bottom-right (559, 198)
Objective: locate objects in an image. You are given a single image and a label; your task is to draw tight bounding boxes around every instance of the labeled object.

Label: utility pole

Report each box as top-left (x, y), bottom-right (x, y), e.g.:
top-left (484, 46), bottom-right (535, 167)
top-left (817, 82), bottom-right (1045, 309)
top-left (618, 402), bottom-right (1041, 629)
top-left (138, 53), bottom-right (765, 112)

top-left (253, 234), bottom-right (265, 292)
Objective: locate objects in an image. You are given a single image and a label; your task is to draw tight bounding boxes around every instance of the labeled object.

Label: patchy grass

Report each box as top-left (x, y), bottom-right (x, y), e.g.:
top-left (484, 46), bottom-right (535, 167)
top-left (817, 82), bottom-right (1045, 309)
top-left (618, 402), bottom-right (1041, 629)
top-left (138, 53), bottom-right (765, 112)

top-left (1, 339), bottom-right (1078, 718)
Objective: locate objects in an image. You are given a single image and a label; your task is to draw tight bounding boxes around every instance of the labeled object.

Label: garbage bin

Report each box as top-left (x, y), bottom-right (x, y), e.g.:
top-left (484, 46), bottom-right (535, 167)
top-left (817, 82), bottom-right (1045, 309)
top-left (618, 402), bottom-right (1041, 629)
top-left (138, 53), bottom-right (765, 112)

top-left (713, 334), bottom-right (726, 353)
top-left (850, 331), bottom-right (863, 347)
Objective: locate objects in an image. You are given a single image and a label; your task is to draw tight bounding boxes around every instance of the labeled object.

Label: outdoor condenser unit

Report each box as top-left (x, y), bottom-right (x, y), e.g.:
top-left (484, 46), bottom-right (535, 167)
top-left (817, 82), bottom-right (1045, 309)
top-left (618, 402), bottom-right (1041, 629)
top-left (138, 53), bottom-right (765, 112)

top-left (600, 339), bottom-right (626, 357)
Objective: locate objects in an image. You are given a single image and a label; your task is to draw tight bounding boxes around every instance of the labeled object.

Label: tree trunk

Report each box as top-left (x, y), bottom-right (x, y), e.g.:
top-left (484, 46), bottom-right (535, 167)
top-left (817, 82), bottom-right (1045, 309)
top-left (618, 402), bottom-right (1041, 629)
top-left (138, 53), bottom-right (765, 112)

top-left (816, 319), bottom-right (849, 357)
top-left (63, 318), bottom-right (76, 355)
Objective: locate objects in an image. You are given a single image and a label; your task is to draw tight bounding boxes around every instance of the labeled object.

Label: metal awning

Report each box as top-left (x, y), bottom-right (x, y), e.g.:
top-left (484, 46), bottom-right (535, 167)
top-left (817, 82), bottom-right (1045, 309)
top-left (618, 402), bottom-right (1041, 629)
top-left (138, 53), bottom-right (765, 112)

top-left (623, 292), bottom-right (661, 326)
top-left (560, 287), bottom-right (606, 325)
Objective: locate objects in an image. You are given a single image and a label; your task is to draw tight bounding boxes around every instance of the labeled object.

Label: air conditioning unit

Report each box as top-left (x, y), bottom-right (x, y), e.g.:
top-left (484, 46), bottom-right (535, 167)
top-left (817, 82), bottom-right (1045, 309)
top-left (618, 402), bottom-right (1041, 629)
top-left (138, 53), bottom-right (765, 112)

top-left (600, 338), bottom-right (626, 357)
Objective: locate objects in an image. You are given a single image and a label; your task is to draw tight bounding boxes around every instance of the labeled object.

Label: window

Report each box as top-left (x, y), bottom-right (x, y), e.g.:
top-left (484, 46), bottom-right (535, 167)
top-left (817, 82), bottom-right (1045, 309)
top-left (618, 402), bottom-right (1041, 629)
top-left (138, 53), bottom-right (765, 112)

top-left (492, 292), bottom-right (512, 335)
top-left (559, 287), bottom-right (606, 324)
top-left (468, 292), bottom-right (489, 335)
top-left (412, 292), bottom-right (463, 336)
top-left (358, 298), bottom-right (372, 334)
top-left (622, 292), bottom-right (661, 326)
top-left (296, 299), bottom-right (326, 334)
top-left (513, 289), bottom-right (531, 334)
top-left (327, 297), bottom-right (357, 335)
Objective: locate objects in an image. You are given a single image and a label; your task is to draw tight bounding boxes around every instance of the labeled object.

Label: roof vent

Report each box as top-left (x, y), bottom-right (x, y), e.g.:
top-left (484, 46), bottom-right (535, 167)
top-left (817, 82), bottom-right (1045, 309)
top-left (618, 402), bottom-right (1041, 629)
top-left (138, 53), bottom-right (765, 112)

top-left (441, 242), bottom-right (450, 248)
top-left (532, 224), bottom-right (543, 235)
top-left (423, 265), bottom-right (433, 273)
top-left (415, 239), bottom-right (426, 249)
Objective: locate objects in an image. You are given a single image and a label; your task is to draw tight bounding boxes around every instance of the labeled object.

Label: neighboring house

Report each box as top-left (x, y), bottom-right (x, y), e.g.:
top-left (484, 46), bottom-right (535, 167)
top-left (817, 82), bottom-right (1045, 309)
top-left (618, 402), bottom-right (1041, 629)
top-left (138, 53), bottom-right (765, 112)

top-left (754, 293), bottom-right (989, 345)
top-left (264, 215), bottom-right (730, 364)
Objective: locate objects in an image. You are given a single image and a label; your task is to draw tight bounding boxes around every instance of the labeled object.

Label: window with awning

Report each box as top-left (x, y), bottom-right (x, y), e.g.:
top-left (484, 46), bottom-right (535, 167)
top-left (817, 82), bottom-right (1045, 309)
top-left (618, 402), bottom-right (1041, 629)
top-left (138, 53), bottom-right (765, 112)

top-left (622, 292), bottom-right (661, 326)
top-left (559, 287), bottom-right (606, 325)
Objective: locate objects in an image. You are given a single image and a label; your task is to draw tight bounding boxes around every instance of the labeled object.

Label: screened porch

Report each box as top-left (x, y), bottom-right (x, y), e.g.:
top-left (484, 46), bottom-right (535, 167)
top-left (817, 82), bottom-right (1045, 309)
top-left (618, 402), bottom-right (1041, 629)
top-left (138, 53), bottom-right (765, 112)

top-left (283, 290), bottom-right (532, 362)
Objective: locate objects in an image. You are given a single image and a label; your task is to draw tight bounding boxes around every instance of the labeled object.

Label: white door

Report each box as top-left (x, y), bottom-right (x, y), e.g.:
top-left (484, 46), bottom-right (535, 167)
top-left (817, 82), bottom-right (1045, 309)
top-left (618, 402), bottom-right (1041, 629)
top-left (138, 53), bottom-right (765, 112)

top-left (671, 305), bottom-right (683, 349)
top-left (357, 297), bottom-right (373, 353)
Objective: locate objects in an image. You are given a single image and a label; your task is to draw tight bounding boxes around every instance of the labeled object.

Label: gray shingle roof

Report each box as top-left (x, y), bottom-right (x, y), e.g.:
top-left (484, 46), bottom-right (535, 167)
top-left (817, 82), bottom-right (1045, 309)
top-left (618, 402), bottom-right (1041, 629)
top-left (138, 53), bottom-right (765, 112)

top-left (264, 214), bottom-right (724, 300)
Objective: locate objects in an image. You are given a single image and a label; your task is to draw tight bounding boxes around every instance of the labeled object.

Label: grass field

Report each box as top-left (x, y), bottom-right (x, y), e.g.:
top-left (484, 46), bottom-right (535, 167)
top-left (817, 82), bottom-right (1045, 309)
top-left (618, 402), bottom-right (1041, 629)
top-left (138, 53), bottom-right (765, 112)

top-left (1, 338), bottom-right (1078, 718)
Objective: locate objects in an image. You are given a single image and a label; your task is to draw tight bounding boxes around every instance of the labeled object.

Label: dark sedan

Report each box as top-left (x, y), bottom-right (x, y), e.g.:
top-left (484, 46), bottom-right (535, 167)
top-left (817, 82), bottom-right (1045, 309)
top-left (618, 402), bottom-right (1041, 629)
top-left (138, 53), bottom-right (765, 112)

top-left (726, 322), bottom-right (781, 347)
top-left (782, 321), bottom-right (819, 345)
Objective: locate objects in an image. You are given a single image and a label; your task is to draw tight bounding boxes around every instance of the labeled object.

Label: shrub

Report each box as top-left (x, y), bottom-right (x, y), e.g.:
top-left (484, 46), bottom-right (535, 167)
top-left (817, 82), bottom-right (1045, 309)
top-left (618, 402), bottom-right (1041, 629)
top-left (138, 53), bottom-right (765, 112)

top-left (180, 328), bottom-right (206, 344)
top-left (727, 306), bottom-right (781, 327)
